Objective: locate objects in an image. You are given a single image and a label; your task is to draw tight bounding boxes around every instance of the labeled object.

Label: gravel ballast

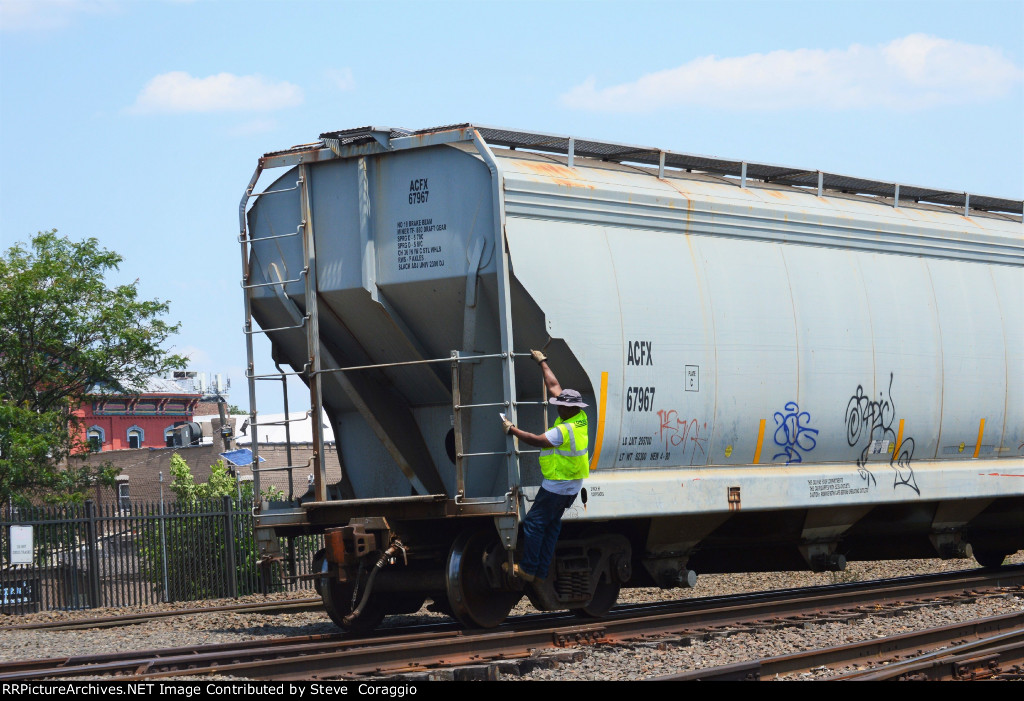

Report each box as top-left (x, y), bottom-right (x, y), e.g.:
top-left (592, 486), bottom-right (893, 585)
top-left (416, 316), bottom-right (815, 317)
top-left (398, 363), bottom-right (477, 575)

top-left (2, 554), bottom-right (1022, 681)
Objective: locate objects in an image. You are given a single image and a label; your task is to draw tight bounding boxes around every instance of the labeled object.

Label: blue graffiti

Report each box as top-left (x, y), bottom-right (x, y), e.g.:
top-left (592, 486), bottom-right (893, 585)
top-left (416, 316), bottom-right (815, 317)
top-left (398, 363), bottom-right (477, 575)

top-left (772, 401), bottom-right (819, 465)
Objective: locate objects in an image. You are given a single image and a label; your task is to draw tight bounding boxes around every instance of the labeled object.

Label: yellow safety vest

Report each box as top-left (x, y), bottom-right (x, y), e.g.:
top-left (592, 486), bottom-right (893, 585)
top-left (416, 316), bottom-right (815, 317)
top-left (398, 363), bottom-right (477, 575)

top-left (539, 411), bottom-right (589, 481)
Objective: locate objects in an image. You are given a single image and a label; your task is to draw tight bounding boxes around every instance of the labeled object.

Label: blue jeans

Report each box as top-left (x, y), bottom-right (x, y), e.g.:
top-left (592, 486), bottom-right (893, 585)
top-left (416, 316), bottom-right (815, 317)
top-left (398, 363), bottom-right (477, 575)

top-left (519, 486), bottom-right (578, 579)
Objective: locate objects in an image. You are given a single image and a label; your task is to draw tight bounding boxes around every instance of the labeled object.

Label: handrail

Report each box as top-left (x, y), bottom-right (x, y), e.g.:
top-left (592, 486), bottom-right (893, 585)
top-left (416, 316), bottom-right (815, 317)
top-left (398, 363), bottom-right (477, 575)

top-left (314, 351), bottom-right (508, 375)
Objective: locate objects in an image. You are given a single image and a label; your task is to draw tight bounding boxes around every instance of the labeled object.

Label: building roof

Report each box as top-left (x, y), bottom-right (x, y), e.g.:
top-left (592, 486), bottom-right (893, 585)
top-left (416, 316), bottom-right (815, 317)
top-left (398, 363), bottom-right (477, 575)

top-left (86, 377), bottom-right (202, 397)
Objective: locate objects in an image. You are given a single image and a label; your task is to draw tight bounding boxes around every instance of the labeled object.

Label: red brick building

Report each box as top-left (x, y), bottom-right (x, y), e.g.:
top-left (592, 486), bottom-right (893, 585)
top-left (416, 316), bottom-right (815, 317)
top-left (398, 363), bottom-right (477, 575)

top-left (72, 379), bottom-right (201, 452)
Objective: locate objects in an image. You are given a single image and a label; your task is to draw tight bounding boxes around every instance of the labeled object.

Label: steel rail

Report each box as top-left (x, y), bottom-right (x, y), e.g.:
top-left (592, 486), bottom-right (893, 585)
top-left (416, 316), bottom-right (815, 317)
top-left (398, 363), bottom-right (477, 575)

top-left (833, 624), bottom-right (1024, 681)
top-left (649, 609), bottom-right (1024, 681)
top-left (4, 566), bottom-right (1022, 681)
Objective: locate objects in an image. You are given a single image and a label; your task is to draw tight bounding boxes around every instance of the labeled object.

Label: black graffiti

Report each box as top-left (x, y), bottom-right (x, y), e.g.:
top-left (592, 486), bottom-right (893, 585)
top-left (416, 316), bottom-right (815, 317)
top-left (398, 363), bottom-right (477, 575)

top-left (844, 372), bottom-right (919, 494)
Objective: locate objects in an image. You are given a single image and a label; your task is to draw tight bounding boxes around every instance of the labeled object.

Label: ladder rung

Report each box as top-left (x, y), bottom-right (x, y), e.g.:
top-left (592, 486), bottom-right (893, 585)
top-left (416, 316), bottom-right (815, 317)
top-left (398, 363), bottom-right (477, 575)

top-left (454, 401), bottom-right (509, 410)
top-left (244, 317), bottom-right (307, 335)
top-left (253, 462), bottom-right (313, 473)
top-left (241, 270), bottom-right (306, 290)
top-left (238, 230), bottom-right (302, 244)
top-left (252, 413), bottom-right (312, 426)
top-left (250, 182), bottom-right (300, 198)
top-left (247, 367), bottom-right (308, 379)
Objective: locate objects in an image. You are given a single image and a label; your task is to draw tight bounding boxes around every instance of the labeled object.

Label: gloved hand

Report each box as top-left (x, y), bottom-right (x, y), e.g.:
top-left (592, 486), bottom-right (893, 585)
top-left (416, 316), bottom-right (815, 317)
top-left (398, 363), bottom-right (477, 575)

top-left (501, 417), bottom-right (515, 434)
top-left (530, 349), bottom-right (547, 364)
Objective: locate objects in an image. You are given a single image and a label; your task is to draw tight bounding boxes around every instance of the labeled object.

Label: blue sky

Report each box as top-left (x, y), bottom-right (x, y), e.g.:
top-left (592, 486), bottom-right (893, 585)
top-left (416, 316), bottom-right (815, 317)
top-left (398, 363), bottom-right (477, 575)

top-left (2, 0), bottom-right (1022, 414)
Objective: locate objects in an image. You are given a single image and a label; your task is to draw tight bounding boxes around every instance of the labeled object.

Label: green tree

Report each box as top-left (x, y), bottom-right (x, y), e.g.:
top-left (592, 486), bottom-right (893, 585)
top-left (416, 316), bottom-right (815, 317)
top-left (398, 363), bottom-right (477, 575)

top-left (0, 230), bottom-right (186, 506)
top-left (140, 454), bottom-right (284, 601)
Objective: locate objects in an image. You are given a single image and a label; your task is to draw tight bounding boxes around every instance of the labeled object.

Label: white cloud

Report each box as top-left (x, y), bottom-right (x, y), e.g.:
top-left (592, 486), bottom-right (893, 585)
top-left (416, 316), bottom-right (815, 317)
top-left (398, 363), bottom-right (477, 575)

top-left (129, 71), bottom-right (303, 114)
top-left (0, 0), bottom-right (116, 31)
top-left (561, 34), bottom-right (1024, 113)
top-left (325, 68), bottom-right (356, 92)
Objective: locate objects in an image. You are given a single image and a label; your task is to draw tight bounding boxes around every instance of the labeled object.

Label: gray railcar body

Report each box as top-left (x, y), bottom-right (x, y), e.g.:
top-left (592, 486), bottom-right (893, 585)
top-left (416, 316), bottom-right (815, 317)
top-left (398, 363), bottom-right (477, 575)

top-left (240, 125), bottom-right (1023, 630)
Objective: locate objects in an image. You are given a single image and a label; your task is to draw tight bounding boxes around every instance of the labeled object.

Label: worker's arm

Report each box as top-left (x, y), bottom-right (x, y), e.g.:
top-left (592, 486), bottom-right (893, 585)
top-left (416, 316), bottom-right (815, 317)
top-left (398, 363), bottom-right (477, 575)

top-left (531, 350), bottom-right (562, 397)
top-left (501, 414), bottom-right (554, 448)
top-left (508, 425), bottom-right (554, 449)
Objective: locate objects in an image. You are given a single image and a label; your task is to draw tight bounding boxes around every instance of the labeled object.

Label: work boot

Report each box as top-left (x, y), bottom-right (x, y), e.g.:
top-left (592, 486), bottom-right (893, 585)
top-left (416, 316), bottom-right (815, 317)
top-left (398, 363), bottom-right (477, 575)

top-left (501, 561), bottom-right (536, 583)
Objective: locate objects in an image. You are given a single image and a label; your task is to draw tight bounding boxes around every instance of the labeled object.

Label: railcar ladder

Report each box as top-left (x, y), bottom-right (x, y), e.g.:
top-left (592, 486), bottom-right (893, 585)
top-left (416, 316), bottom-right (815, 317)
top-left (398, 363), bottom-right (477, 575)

top-left (239, 164), bottom-right (327, 503)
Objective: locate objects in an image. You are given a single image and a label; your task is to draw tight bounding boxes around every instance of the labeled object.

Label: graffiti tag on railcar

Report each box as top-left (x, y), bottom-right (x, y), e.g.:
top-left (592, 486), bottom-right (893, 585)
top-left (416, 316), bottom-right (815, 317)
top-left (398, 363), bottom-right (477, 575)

top-left (844, 372), bottom-right (919, 494)
top-left (772, 401), bottom-right (818, 465)
top-left (657, 410), bottom-right (708, 465)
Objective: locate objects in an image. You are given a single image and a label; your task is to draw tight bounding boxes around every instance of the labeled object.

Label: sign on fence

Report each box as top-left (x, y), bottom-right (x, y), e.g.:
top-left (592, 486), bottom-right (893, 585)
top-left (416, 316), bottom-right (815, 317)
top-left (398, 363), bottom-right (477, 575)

top-left (1, 577), bottom-right (39, 613)
top-left (9, 525), bottom-right (33, 565)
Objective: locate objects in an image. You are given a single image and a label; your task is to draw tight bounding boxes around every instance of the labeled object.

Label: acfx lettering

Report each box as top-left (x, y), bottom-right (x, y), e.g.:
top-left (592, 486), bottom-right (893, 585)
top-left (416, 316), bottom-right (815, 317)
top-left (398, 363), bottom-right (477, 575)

top-left (627, 340), bottom-right (653, 366)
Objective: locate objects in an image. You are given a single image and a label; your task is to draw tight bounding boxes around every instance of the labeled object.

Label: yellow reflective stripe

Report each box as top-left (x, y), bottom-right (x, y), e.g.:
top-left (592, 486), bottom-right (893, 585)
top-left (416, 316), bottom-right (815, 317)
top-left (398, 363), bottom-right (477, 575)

top-left (560, 423), bottom-right (586, 456)
top-left (589, 372), bottom-right (608, 472)
top-left (753, 419), bottom-right (766, 464)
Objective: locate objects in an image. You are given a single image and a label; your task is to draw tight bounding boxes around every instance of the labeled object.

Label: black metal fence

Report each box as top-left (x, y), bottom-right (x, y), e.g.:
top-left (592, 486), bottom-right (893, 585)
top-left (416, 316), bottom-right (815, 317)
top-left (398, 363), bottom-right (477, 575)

top-left (1, 499), bottom-right (322, 614)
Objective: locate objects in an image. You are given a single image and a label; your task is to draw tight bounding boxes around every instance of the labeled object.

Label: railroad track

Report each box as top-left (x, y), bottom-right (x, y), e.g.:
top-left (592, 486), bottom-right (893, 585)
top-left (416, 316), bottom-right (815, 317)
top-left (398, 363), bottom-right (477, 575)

top-left (4, 565), bottom-right (1023, 681)
top-left (653, 610), bottom-right (1024, 681)
top-left (0, 598), bottom-right (323, 632)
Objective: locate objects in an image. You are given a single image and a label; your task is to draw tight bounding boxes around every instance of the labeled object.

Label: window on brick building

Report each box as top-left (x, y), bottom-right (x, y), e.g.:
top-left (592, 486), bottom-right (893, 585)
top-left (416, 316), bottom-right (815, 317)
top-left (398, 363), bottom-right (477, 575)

top-left (87, 426), bottom-right (105, 452)
top-left (127, 426), bottom-right (144, 450)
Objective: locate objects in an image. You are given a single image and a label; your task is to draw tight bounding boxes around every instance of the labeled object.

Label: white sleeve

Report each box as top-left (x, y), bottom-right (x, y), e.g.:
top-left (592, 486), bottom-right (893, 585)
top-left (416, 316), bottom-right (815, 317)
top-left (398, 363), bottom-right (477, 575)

top-left (544, 426), bottom-right (564, 446)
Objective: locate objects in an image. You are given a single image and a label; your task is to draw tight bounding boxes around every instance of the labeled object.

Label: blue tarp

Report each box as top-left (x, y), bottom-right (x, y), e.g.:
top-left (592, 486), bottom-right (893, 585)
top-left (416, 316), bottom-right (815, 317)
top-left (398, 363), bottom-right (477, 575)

top-left (219, 448), bottom-right (266, 467)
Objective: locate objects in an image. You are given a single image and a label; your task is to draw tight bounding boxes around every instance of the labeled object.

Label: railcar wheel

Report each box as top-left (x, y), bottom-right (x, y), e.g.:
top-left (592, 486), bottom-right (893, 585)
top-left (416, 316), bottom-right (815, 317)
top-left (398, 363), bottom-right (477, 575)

top-left (573, 578), bottom-right (621, 618)
top-left (321, 577), bottom-right (386, 635)
top-left (445, 529), bottom-right (521, 628)
top-left (974, 550), bottom-right (1010, 568)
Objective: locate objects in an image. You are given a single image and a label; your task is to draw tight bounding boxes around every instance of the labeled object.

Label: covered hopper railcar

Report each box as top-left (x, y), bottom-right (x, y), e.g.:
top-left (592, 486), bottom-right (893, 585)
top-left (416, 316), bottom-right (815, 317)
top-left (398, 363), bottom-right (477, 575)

top-left (240, 125), bottom-right (1024, 632)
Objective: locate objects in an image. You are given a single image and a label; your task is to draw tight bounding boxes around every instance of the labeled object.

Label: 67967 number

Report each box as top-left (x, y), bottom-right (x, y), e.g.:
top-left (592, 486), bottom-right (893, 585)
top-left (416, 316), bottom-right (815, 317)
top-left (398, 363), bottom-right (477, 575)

top-left (626, 386), bottom-right (655, 412)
